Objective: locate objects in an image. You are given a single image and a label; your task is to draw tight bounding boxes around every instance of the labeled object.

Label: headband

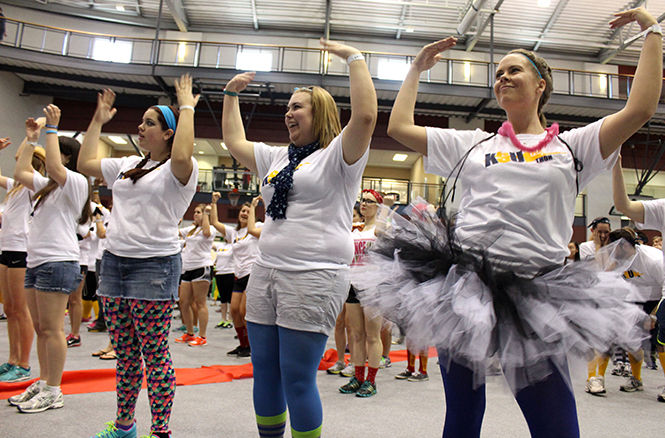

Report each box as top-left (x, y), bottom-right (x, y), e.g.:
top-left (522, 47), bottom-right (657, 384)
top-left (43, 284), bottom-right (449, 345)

top-left (155, 105), bottom-right (177, 131)
top-left (516, 53), bottom-right (543, 80)
top-left (362, 189), bottom-right (383, 204)
top-left (588, 217), bottom-right (610, 228)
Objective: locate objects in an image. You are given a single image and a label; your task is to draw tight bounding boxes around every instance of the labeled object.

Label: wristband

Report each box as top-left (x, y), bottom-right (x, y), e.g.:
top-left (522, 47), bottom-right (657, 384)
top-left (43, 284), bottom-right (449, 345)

top-left (28, 141), bottom-right (39, 147)
top-left (346, 53), bottom-right (364, 65)
top-left (646, 23), bottom-right (663, 37)
top-left (45, 124), bottom-right (57, 129)
top-left (223, 90), bottom-right (239, 97)
top-left (179, 105), bottom-right (195, 112)
top-left (45, 130), bottom-right (58, 135)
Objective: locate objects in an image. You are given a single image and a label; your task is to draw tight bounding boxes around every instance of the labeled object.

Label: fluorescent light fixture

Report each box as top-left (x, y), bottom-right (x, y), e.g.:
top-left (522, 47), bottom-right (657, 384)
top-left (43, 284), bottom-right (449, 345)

top-left (236, 49), bottom-right (273, 72)
top-left (537, 0), bottom-right (551, 7)
top-left (392, 153), bottom-right (408, 162)
top-left (377, 58), bottom-right (411, 81)
top-left (220, 142), bottom-right (228, 150)
top-left (198, 151), bottom-right (204, 155)
top-left (92, 38), bottom-right (132, 63)
top-left (177, 42), bottom-right (187, 63)
top-left (405, 27), bottom-right (414, 33)
top-left (115, 4), bottom-right (126, 11)
top-left (463, 61), bottom-right (471, 82)
top-left (108, 135), bottom-right (127, 145)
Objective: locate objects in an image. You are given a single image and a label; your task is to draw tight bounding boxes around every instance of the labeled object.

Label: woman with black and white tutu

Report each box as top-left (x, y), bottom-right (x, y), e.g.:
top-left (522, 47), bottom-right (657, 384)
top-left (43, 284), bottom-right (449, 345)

top-left (353, 7), bottom-right (662, 437)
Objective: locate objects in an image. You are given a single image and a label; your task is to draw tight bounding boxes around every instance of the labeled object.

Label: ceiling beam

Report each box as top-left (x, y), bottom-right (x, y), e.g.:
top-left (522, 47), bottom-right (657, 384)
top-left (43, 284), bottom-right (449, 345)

top-left (465, 0), bottom-right (504, 52)
top-left (599, 12), bottom-right (665, 64)
top-left (532, 0), bottom-right (569, 52)
top-left (164, 0), bottom-right (189, 32)
top-left (395, 1), bottom-right (411, 40)
top-left (457, 0), bottom-right (487, 36)
top-left (8, 0), bottom-right (176, 30)
top-left (249, 0), bottom-right (259, 31)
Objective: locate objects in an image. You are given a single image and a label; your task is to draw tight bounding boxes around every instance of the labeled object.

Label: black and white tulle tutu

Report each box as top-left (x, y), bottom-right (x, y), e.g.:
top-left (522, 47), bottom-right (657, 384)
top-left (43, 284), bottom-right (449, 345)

top-left (351, 201), bottom-right (648, 392)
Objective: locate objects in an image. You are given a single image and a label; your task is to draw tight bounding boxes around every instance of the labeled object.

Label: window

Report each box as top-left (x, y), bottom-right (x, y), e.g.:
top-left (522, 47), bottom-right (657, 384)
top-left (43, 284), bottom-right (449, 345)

top-left (377, 58), bottom-right (410, 81)
top-left (235, 49), bottom-right (273, 72)
top-left (92, 38), bottom-right (132, 63)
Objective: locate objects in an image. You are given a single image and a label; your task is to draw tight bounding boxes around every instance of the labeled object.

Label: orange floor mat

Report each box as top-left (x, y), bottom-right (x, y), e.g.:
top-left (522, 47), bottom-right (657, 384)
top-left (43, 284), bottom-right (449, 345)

top-left (0, 347), bottom-right (437, 399)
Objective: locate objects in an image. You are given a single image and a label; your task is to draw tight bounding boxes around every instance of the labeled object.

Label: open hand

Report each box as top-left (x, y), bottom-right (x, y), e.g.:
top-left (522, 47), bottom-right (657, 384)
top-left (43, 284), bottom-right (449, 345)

top-left (225, 72), bottom-right (256, 94)
top-left (175, 73), bottom-right (200, 108)
top-left (94, 89), bottom-right (118, 125)
top-left (610, 7), bottom-right (657, 31)
top-left (320, 38), bottom-right (362, 61)
top-left (412, 37), bottom-right (458, 73)
top-left (0, 138), bottom-right (10, 151)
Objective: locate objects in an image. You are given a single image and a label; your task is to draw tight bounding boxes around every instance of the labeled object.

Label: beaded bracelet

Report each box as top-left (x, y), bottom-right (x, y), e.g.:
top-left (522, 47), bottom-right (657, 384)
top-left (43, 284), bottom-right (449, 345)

top-left (223, 90), bottom-right (239, 97)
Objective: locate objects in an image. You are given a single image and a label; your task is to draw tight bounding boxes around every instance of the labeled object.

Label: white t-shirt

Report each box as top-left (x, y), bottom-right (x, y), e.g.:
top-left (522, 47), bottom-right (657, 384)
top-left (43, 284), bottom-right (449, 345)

top-left (77, 222), bottom-right (93, 267)
top-left (620, 244), bottom-right (664, 302)
top-left (93, 204), bottom-right (111, 262)
top-left (579, 241), bottom-right (597, 261)
top-left (214, 241), bottom-right (234, 274)
top-left (352, 226), bottom-right (376, 266)
top-left (179, 225), bottom-right (217, 271)
top-left (635, 198), bottom-right (665, 299)
top-left (229, 224), bottom-right (262, 278)
top-left (0, 178), bottom-right (34, 252)
top-left (425, 118), bottom-right (616, 274)
top-left (101, 156), bottom-right (198, 258)
top-left (253, 130), bottom-right (369, 271)
top-left (27, 170), bottom-right (89, 268)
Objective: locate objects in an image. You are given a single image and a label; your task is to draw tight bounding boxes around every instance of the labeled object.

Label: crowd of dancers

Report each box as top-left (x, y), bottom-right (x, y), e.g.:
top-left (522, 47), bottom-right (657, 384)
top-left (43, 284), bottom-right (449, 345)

top-left (0, 5), bottom-right (664, 438)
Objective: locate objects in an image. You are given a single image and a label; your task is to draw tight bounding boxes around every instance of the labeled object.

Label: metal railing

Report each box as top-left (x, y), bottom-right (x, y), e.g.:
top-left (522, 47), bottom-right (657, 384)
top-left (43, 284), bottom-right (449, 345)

top-left (0, 17), bottom-right (653, 101)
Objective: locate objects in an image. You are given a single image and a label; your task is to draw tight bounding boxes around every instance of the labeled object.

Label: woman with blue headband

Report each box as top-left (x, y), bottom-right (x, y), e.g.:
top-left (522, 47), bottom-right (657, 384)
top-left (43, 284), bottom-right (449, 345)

top-left (355, 6), bottom-right (663, 438)
top-left (77, 74), bottom-right (200, 438)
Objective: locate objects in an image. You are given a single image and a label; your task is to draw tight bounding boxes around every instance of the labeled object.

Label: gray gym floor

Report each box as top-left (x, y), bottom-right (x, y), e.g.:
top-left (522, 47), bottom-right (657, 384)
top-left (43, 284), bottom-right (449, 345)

top-left (1, 300), bottom-right (663, 437)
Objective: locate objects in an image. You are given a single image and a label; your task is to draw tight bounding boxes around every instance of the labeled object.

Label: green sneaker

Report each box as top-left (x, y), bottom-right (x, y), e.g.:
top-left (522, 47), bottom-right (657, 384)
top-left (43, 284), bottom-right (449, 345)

top-left (356, 380), bottom-right (377, 398)
top-left (91, 421), bottom-right (137, 438)
top-left (0, 362), bottom-right (13, 375)
top-left (339, 376), bottom-right (361, 394)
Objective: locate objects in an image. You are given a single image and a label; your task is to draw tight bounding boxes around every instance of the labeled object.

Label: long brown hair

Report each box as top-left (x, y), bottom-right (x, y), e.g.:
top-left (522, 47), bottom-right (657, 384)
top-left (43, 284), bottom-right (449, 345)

top-left (508, 49), bottom-right (553, 128)
top-left (123, 105), bottom-right (180, 183)
top-left (6, 153), bottom-right (45, 201)
top-left (186, 204), bottom-right (206, 237)
top-left (236, 202), bottom-right (251, 231)
top-left (33, 136), bottom-right (93, 225)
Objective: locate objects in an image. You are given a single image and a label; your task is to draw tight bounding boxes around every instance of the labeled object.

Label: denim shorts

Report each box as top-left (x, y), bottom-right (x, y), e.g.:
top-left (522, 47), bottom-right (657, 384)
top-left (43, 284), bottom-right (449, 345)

top-left (245, 265), bottom-right (349, 336)
top-left (24, 261), bottom-right (83, 294)
top-left (98, 251), bottom-right (182, 301)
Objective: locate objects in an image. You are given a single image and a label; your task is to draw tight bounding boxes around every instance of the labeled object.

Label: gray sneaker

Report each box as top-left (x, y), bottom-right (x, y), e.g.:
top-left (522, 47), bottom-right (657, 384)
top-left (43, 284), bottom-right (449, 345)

top-left (17, 389), bottom-right (64, 413)
top-left (340, 363), bottom-right (354, 377)
top-left (408, 372), bottom-right (429, 382)
top-left (326, 361), bottom-right (346, 375)
top-left (8, 381), bottom-right (42, 406)
top-left (619, 376), bottom-right (644, 393)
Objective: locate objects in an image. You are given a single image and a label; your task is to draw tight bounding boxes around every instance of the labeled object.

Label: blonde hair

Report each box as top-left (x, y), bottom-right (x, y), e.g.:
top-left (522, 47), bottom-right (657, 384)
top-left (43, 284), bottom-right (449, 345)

top-left (508, 49), bottom-right (553, 128)
top-left (293, 86), bottom-right (341, 148)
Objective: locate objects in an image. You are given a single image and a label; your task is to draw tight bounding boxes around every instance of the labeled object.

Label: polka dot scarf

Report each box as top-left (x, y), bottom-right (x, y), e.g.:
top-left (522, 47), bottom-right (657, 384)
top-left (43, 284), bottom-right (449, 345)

top-left (266, 140), bottom-right (320, 220)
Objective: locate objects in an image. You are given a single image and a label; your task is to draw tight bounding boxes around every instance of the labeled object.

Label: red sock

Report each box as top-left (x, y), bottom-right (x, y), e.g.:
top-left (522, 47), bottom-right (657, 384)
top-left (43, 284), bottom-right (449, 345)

top-left (366, 366), bottom-right (379, 384)
top-left (355, 366), bottom-right (365, 383)
top-left (419, 354), bottom-right (428, 375)
top-left (407, 350), bottom-right (416, 373)
top-left (236, 326), bottom-right (249, 347)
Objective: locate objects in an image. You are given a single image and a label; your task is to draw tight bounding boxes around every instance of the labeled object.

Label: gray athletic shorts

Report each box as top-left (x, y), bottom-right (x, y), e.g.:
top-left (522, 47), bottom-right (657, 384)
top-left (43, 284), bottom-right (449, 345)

top-left (245, 265), bottom-right (349, 336)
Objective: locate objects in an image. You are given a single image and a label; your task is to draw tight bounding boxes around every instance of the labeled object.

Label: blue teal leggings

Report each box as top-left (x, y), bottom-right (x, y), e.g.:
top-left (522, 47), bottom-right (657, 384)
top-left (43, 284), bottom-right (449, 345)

top-left (247, 322), bottom-right (328, 433)
top-left (438, 353), bottom-right (580, 438)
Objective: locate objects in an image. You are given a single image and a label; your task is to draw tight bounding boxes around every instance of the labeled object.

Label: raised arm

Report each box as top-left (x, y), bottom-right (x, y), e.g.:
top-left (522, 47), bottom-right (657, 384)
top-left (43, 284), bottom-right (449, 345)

top-left (599, 7), bottom-right (663, 159)
top-left (222, 72), bottom-right (257, 172)
top-left (94, 212), bottom-right (107, 239)
top-left (14, 118), bottom-right (42, 190)
top-left (247, 195), bottom-right (262, 238)
top-left (209, 191), bottom-right (227, 235)
top-left (43, 105), bottom-right (68, 186)
top-left (79, 89), bottom-right (117, 179)
top-left (0, 137), bottom-right (12, 189)
top-left (202, 204), bottom-right (212, 238)
top-left (612, 155), bottom-right (645, 223)
top-left (387, 37), bottom-right (457, 155)
top-left (171, 74), bottom-right (200, 185)
top-left (320, 39), bottom-right (377, 165)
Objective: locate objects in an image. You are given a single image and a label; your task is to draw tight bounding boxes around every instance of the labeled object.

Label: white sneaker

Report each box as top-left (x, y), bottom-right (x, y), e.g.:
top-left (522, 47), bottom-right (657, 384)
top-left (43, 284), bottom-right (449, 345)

top-left (326, 361), bottom-right (346, 375)
top-left (619, 376), bottom-right (644, 392)
top-left (17, 389), bottom-right (64, 413)
top-left (585, 376), bottom-right (606, 395)
top-left (8, 381), bottom-right (42, 406)
top-left (340, 363), bottom-right (354, 377)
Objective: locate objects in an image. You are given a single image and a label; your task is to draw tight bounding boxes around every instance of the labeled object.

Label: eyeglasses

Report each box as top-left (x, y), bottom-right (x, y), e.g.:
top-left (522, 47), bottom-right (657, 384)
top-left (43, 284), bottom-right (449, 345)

top-left (360, 198), bottom-right (378, 204)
